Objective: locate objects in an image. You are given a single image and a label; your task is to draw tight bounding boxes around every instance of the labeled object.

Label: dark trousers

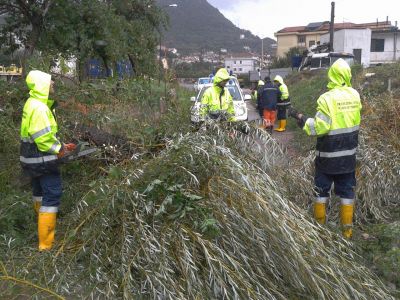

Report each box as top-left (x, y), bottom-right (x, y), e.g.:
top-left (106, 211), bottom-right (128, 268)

top-left (31, 173), bottom-right (62, 208)
top-left (277, 106), bottom-right (288, 120)
top-left (314, 169), bottom-right (356, 199)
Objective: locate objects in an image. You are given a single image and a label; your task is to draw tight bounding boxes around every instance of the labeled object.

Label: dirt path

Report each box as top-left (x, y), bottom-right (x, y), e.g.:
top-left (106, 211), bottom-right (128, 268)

top-left (271, 130), bottom-right (298, 158)
top-left (245, 101), bottom-right (298, 158)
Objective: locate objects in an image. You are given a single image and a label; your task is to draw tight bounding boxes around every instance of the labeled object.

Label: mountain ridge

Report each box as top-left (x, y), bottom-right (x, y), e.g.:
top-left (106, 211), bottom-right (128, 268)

top-left (157, 0), bottom-right (275, 55)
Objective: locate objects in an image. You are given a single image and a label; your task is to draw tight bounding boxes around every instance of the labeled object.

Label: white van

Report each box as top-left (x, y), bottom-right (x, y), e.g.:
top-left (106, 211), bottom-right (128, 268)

top-left (299, 52), bottom-right (355, 71)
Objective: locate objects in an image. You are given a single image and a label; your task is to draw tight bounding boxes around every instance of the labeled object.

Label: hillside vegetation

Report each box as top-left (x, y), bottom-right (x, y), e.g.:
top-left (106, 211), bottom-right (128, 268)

top-left (0, 64), bottom-right (399, 299)
top-left (157, 0), bottom-right (275, 54)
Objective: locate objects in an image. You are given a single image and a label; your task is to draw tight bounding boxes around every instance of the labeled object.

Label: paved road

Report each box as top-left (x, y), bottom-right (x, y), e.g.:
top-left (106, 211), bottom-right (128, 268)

top-left (246, 100), bottom-right (262, 122)
top-left (242, 88), bottom-right (262, 122)
top-left (181, 83), bottom-right (297, 156)
top-left (244, 96), bottom-right (297, 157)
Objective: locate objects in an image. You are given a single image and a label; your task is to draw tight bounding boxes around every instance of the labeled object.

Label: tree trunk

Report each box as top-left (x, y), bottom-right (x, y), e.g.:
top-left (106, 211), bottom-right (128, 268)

top-left (21, 21), bottom-right (41, 76)
top-left (127, 54), bottom-right (137, 76)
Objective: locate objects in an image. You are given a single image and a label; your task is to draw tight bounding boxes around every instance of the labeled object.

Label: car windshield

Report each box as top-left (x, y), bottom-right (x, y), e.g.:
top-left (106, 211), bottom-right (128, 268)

top-left (199, 78), bottom-right (211, 84)
top-left (310, 58), bottom-right (321, 68)
top-left (226, 84), bottom-right (241, 101)
top-left (197, 84), bottom-right (242, 102)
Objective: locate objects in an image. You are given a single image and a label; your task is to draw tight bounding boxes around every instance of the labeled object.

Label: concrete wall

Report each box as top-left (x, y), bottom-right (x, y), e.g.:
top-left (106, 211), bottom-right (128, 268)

top-left (370, 32), bottom-right (400, 64)
top-left (305, 34), bottom-right (322, 48)
top-left (321, 29), bottom-right (371, 66)
top-left (343, 29), bottom-right (371, 67)
top-left (276, 35), bottom-right (298, 57)
top-left (225, 58), bottom-right (257, 74)
top-left (320, 30), bottom-right (346, 53)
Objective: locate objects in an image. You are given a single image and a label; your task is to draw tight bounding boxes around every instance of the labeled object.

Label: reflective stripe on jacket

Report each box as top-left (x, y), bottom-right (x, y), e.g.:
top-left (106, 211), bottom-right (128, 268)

top-left (303, 59), bottom-right (362, 174)
top-left (20, 70), bottom-right (62, 177)
top-left (274, 75), bottom-right (290, 105)
top-left (200, 68), bottom-right (235, 121)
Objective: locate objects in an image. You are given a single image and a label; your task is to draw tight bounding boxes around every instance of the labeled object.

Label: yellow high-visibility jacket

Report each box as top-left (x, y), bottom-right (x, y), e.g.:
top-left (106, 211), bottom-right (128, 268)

top-left (200, 68), bottom-right (235, 121)
top-left (20, 70), bottom-right (62, 177)
top-left (274, 75), bottom-right (290, 106)
top-left (303, 59), bottom-right (362, 174)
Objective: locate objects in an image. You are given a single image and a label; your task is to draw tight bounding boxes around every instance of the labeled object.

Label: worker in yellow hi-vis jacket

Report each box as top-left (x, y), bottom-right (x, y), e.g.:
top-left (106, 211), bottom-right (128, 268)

top-left (20, 70), bottom-right (76, 250)
top-left (289, 59), bottom-right (362, 239)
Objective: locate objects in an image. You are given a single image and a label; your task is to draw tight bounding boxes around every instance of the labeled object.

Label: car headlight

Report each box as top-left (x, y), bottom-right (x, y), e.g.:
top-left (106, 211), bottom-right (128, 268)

top-left (236, 106), bottom-right (245, 116)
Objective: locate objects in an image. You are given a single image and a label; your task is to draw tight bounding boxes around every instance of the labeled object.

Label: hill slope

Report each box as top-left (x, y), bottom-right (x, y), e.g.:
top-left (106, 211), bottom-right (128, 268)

top-left (157, 0), bottom-right (275, 55)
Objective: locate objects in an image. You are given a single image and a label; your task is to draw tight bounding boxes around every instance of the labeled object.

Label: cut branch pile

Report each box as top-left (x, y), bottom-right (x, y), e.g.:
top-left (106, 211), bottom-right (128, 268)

top-left (1, 123), bottom-right (393, 299)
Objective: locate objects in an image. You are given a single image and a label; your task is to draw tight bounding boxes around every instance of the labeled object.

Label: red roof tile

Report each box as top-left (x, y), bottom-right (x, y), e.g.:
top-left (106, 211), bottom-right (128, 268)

top-left (277, 26), bottom-right (307, 33)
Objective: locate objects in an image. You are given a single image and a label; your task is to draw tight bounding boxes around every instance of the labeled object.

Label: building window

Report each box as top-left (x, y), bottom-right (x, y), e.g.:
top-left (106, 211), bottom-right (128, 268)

top-left (239, 68), bottom-right (243, 71)
top-left (298, 36), bottom-right (305, 44)
top-left (371, 39), bottom-right (385, 52)
top-left (234, 60), bottom-right (236, 64)
top-left (233, 68), bottom-right (237, 71)
top-left (309, 40), bottom-right (316, 47)
top-left (240, 60), bottom-right (242, 64)
top-left (226, 66), bottom-right (230, 69)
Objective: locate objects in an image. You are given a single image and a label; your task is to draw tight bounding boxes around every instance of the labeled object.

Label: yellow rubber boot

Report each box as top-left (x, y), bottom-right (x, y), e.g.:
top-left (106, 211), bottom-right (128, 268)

top-left (274, 120), bottom-right (282, 131)
top-left (274, 120), bottom-right (286, 132)
top-left (313, 202), bottom-right (326, 224)
top-left (38, 212), bottom-right (57, 251)
top-left (33, 196), bottom-right (42, 215)
top-left (340, 203), bottom-right (354, 239)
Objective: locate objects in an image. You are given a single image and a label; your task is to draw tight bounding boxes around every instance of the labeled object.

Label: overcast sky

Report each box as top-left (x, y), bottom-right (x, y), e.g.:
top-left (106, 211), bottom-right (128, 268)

top-left (207, 0), bottom-right (400, 39)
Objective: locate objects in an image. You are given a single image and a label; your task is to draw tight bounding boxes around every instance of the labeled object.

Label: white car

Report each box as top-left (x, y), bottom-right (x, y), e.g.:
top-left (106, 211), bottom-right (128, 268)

top-left (194, 77), bottom-right (212, 92)
top-left (190, 78), bottom-right (251, 123)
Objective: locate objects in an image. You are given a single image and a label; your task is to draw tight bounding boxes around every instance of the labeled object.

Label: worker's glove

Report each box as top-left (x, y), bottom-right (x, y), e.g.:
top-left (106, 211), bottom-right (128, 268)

top-left (295, 116), bottom-right (306, 128)
top-left (288, 107), bottom-right (300, 120)
top-left (288, 107), bottom-right (307, 128)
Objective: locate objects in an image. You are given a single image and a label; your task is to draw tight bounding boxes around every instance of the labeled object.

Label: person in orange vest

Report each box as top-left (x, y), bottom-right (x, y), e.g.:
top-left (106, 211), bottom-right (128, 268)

top-left (258, 76), bottom-right (280, 133)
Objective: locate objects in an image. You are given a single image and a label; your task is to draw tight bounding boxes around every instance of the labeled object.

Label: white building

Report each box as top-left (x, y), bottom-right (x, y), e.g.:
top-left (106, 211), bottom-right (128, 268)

top-left (320, 27), bottom-right (400, 67)
top-left (369, 29), bottom-right (400, 65)
top-left (224, 56), bottom-right (258, 75)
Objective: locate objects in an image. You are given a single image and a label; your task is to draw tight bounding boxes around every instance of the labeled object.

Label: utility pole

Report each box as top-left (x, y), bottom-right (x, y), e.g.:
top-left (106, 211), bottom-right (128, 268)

top-left (329, 2), bottom-right (335, 52)
top-left (158, 32), bottom-right (162, 85)
top-left (261, 38), bottom-right (264, 70)
top-left (394, 21), bottom-right (398, 61)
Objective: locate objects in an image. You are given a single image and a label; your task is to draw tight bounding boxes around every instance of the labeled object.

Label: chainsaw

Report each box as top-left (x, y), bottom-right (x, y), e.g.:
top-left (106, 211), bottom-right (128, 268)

top-left (60, 142), bottom-right (98, 162)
